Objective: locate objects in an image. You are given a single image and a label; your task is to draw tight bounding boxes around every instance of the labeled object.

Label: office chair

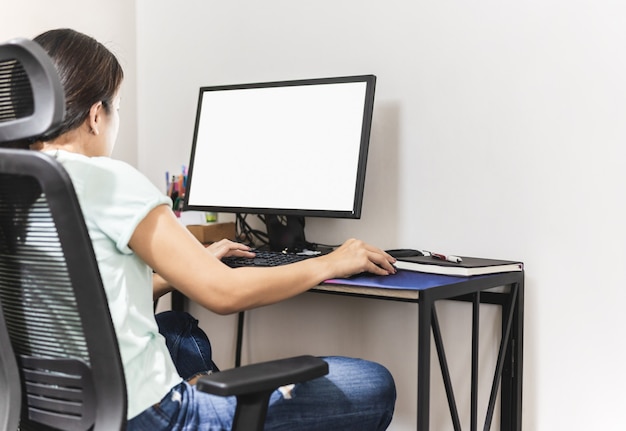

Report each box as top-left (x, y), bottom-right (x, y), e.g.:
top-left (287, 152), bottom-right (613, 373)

top-left (0, 37), bottom-right (328, 431)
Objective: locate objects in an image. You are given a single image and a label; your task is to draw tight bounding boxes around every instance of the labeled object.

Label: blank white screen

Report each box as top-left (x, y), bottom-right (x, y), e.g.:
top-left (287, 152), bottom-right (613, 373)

top-left (186, 80), bottom-right (369, 214)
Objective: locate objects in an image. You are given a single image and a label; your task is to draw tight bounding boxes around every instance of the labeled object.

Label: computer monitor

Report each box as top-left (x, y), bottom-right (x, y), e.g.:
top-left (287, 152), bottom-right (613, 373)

top-left (184, 74), bottom-right (376, 251)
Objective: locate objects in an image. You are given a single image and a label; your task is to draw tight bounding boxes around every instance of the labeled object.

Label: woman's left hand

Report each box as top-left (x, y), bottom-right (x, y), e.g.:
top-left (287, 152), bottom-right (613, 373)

top-left (206, 239), bottom-right (255, 260)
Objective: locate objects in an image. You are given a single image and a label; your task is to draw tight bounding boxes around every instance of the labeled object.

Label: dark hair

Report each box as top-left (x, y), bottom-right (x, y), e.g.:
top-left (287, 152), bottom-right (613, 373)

top-left (33, 28), bottom-right (124, 142)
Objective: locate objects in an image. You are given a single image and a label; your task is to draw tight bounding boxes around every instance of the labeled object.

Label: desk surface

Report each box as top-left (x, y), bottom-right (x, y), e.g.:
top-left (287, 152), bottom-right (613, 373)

top-left (315, 269), bottom-right (521, 301)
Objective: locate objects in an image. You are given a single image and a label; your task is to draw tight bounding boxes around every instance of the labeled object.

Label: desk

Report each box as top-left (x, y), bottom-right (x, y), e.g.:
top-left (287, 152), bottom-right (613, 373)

top-left (318, 270), bottom-right (523, 431)
top-left (172, 269), bottom-right (524, 431)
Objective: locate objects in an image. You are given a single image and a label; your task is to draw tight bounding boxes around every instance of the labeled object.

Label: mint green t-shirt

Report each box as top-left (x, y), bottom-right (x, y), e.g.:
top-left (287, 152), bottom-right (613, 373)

top-left (47, 150), bottom-right (182, 419)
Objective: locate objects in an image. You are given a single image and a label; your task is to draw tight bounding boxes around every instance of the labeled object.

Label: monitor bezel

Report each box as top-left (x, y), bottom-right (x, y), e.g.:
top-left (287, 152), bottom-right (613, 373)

top-left (183, 74), bottom-right (376, 219)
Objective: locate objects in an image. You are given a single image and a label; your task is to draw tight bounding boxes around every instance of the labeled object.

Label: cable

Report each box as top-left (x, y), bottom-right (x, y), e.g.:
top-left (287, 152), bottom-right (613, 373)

top-left (235, 213), bottom-right (269, 248)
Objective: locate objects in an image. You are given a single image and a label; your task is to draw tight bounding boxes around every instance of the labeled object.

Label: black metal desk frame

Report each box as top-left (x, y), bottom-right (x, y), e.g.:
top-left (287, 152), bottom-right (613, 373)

top-left (172, 271), bottom-right (523, 431)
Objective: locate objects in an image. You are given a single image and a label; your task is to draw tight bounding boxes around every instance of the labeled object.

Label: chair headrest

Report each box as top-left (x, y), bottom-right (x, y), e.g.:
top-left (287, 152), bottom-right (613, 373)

top-left (0, 37), bottom-right (65, 143)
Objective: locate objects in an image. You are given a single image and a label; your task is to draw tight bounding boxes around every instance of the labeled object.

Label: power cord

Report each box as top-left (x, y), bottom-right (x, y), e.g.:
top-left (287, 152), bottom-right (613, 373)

top-left (235, 213), bottom-right (269, 248)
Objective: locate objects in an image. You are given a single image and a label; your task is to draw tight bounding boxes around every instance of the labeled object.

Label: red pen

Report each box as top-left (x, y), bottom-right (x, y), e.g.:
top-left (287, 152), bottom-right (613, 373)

top-left (431, 253), bottom-right (463, 264)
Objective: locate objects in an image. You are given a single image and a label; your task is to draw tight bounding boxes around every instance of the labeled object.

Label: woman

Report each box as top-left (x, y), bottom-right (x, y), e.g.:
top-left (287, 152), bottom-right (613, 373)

top-left (27, 28), bottom-right (396, 430)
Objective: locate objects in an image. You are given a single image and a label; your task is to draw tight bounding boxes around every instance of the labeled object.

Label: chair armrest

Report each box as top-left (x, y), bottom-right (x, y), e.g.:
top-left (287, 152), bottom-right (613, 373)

top-left (196, 355), bottom-right (328, 397)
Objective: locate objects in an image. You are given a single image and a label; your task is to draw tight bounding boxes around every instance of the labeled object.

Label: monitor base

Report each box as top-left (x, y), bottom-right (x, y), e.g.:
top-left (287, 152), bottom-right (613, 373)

top-left (265, 215), bottom-right (308, 252)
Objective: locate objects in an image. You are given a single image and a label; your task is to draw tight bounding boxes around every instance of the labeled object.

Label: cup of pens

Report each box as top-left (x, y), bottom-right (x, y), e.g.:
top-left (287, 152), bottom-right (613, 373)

top-left (166, 167), bottom-right (187, 217)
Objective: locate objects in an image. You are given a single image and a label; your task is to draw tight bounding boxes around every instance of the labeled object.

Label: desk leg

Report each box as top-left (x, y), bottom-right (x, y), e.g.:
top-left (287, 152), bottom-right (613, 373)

top-left (471, 292), bottom-right (480, 431)
top-left (171, 290), bottom-right (185, 312)
top-left (515, 281), bottom-right (524, 429)
top-left (497, 280), bottom-right (524, 431)
top-left (499, 287), bottom-right (513, 430)
top-left (417, 291), bottom-right (433, 431)
top-left (235, 311), bottom-right (245, 368)
top-left (482, 281), bottom-right (522, 431)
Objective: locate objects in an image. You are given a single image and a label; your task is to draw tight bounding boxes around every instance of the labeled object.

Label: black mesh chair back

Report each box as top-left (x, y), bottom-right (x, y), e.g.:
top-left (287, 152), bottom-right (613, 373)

top-left (0, 149), bottom-right (128, 431)
top-left (0, 37), bottom-right (127, 431)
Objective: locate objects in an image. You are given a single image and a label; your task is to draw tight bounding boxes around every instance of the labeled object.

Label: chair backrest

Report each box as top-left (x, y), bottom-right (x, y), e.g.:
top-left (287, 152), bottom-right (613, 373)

top-left (0, 149), bottom-right (128, 431)
top-left (0, 37), bottom-right (127, 431)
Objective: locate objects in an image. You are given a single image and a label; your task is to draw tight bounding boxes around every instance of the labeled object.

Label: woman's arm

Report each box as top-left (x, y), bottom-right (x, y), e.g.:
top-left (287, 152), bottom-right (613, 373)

top-left (131, 205), bottom-right (396, 315)
top-left (151, 238), bottom-right (253, 300)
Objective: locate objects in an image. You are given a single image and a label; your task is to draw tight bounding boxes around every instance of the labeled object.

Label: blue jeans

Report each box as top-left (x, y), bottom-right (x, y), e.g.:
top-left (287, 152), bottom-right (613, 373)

top-left (128, 311), bottom-right (396, 431)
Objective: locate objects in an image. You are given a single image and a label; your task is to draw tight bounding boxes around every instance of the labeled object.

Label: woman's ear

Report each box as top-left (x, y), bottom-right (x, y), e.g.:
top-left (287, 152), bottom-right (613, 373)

top-left (87, 101), bottom-right (103, 135)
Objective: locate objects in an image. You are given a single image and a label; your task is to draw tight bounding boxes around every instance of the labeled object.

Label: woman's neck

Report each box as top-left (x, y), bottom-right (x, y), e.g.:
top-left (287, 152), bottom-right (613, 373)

top-left (31, 129), bottom-right (90, 156)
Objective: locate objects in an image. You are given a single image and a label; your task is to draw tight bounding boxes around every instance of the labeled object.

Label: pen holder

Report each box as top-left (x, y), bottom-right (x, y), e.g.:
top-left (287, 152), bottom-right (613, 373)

top-left (166, 170), bottom-right (187, 217)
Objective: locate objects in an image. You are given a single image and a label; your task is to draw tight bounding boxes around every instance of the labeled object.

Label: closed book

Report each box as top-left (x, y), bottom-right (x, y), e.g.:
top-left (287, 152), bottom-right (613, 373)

top-left (393, 255), bottom-right (523, 277)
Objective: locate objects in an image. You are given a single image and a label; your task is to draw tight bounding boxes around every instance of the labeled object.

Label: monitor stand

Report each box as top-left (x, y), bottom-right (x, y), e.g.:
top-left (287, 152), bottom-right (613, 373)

top-left (264, 215), bottom-right (308, 252)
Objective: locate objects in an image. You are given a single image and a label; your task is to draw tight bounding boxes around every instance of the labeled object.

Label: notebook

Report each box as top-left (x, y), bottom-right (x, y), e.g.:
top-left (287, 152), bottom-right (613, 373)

top-left (393, 255), bottom-right (523, 277)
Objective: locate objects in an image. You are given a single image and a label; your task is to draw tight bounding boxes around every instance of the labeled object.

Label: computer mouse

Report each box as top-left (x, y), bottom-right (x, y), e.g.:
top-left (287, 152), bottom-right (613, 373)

top-left (385, 249), bottom-right (425, 258)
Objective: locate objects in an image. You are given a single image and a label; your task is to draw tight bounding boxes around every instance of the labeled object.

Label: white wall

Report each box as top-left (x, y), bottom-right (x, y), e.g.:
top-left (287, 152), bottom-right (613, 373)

top-left (137, 1), bottom-right (626, 430)
top-left (1, 0), bottom-right (138, 166)
top-left (5, 1), bottom-right (626, 429)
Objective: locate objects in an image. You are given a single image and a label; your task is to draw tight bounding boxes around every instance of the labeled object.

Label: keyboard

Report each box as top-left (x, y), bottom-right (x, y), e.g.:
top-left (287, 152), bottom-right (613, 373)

top-left (222, 250), bottom-right (321, 268)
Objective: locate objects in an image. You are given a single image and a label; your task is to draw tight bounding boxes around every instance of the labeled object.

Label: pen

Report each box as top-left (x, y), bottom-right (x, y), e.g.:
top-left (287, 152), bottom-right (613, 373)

top-left (431, 253), bottom-right (463, 264)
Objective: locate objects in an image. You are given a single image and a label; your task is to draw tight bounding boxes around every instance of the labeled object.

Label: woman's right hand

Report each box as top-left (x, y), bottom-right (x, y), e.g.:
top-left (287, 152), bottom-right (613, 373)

top-left (323, 238), bottom-right (396, 279)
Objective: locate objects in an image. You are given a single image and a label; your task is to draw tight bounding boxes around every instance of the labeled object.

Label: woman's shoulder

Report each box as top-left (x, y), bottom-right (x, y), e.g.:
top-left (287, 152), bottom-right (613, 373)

top-left (50, 150), bottom-right (165, 203)
top-left (52, 150), bottom-right (144, 181)
top-left (91, 155), bottom-right (143, 178)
